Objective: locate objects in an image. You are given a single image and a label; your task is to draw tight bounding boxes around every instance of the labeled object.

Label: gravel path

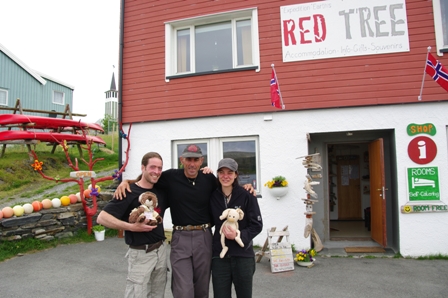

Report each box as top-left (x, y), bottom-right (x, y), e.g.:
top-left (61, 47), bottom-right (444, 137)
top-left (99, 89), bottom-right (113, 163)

top-left (0, 170), bottom-right (116, 209)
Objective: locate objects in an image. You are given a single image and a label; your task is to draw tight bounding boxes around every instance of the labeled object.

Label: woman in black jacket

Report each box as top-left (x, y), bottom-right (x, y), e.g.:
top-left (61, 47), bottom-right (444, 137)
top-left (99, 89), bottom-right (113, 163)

top-left (210, 158), bottom-right (263, 298)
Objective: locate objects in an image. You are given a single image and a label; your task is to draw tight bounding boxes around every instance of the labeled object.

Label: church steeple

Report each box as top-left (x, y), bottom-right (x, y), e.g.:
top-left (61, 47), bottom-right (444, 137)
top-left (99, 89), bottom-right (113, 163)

top-left (110, 72), bottom-right (116, 91)
top-left (105, 71), bottom-right (118, 121)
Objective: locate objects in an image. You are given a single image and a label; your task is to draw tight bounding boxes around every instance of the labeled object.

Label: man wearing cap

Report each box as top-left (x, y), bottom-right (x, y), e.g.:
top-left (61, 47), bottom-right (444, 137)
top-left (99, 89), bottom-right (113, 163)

top-left (158, 144), bottom-right (217, 298)
top-left (115, 145), bottom-right (256, 298)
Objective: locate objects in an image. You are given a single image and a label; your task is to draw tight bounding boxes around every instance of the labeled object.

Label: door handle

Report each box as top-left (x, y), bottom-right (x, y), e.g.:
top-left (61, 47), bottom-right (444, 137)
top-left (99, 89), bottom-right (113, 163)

top-left (376, 187), bottom-right (388, 199)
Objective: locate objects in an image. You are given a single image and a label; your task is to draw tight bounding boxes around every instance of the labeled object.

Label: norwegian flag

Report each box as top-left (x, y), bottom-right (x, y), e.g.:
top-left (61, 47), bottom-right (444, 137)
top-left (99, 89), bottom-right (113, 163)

top-left (270, 69), bottom-right (282, 109)
top-left (425, 53), bottom-right (448, 92)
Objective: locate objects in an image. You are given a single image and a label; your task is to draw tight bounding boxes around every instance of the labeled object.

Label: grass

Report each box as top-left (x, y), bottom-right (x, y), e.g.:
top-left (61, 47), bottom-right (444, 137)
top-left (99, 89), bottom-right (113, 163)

top-left (0, 229), bottom-right (118, 262)
top-left (0, 134), bottom-right (119, 205)
top-left (0, 133), bottom-right (121, 262)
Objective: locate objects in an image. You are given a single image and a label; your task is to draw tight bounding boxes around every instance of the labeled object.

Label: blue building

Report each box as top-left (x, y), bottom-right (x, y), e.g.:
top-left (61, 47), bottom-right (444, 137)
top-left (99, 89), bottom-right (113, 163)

top-left (0, 42), bottom-right (74, 117)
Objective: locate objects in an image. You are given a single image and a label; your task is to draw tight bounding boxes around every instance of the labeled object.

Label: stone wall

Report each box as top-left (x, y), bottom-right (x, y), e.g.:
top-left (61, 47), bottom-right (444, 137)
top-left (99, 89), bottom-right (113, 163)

top-left (0, 192), bottom-right (113, 241)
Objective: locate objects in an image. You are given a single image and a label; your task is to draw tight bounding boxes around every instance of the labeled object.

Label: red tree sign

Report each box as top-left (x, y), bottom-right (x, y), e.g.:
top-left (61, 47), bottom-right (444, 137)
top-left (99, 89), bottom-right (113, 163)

top-left (30, 124), bottom-right (132, 234)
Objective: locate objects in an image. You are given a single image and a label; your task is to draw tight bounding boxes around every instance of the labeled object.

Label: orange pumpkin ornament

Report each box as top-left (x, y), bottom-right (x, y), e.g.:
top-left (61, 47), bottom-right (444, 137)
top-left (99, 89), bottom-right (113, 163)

top-left (42, 199), bottom-right (52, 209)
top-left (2, 207), bottom-right (14, 218)
top-left (69, 194), bottom-right (78, 204)
top-left (83, 189), bottom-right (92, 199)
top-left (32, 200), bottom-right (43, 212)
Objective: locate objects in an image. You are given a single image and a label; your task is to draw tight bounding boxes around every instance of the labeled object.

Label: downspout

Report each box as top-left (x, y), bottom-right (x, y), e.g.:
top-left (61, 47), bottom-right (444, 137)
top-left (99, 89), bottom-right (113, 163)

top-left (118, 0), bottom-right (125, 179)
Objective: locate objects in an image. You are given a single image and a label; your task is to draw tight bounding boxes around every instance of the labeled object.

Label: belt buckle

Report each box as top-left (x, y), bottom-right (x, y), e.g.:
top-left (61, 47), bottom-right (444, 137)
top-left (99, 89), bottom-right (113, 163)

top-left (185, 225), bottom-right (193, 231)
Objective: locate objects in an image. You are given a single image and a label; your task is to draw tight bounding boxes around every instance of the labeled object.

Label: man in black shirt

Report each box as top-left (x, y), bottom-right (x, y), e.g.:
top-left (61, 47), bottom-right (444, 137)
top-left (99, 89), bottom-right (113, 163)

top-left (98, 152), bottom-right (168, 298)
top-left (115, 145), bottom-right (255, 298)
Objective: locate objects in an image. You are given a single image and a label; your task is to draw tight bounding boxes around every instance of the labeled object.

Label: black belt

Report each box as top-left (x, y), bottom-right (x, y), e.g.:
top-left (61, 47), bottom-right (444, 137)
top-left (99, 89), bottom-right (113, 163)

top-left (129, 240), bottom-right (163, 253)
top-left (173, 223), bottom-right (211, 231)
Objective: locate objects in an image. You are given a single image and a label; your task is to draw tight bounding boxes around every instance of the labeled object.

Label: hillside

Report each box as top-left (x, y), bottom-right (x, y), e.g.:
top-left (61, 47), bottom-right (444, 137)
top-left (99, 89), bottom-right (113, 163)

top-left (0, 135), bottom-right (119, 208)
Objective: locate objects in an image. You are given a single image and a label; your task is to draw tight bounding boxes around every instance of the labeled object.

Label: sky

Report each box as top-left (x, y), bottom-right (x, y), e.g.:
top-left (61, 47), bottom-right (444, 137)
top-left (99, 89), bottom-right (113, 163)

top-left (0, 0), bottom-right (120, 123)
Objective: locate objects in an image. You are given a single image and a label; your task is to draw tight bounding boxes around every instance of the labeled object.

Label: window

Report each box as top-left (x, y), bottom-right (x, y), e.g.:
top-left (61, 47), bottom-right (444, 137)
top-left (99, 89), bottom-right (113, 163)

top-left (166, 8), bottom-right (260, 78)
top-left (173, 136), bottom-right (259, 190)
top-left (433, 0), bottom-right (448, 54)
top-left (222, 139), bottom-right (257, 188)
top-left (0, 89), bottom-right (7, 106)
top-left (53, 91), bottom-right (65, 105)
top-left (175, 142), bottom-right (209, 169)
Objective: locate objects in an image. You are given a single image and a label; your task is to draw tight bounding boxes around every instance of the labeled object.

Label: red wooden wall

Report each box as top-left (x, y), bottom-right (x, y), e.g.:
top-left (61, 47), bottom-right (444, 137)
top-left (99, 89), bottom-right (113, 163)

top-left (121, 0), bottom-right (447, 124)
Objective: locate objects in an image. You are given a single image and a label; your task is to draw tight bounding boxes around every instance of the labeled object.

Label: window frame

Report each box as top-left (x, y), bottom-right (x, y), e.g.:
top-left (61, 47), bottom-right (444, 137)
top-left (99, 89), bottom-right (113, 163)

top-left (0, 88), bottom-right (8, 106)
top-left (52, 90), bottom-right (65, 105)
top-left (165, 8), bottom-right (260, 81)
top-left (173, 140), bottom-right (211, 169)
top-left (432, 0), bottom-right (448, 55)
top-left (172, 136), bottom-right (260, 191)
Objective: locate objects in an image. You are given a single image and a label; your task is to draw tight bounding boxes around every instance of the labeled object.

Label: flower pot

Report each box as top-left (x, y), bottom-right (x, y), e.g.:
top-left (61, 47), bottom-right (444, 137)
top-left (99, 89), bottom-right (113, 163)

top-left (296, 261), bottom-right (314, 267)
top-left (268, 186), bottom-right (289, 199)
top-left (94, 230), bottom-right (105, 241)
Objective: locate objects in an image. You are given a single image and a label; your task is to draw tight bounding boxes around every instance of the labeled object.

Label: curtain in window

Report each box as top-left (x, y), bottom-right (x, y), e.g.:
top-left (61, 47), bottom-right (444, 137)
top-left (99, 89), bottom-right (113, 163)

top-left (177, 29), bottom-right (190, 73)
top-left (237, 20), bottom-right (252, 66)
top-left (441, 0), bottom-right (448, 45)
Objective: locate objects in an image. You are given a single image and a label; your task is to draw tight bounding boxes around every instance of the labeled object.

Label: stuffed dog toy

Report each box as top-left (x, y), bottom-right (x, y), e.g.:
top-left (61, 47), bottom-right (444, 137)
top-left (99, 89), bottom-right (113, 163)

top-left (128, 191), bottom-right (162, 226)
top-left (219, 208), bottom-right (244, 258)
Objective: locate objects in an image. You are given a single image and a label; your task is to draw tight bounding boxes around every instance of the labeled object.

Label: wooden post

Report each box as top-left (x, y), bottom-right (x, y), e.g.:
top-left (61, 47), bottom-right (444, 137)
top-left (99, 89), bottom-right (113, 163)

top-left (256, 227), bottom-right (276, 263)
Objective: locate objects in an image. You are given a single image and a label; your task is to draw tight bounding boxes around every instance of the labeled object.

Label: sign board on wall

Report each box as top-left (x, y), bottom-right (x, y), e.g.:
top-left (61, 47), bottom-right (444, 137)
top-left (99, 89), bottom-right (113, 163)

top-left (407, 167), bottom-right (440, 201)
top-left (280, 0), bottom-right (410, 62)
top-left (407, 136), bottom-right (437, 164)
top-left (401, 203), bottom-right (448, 213)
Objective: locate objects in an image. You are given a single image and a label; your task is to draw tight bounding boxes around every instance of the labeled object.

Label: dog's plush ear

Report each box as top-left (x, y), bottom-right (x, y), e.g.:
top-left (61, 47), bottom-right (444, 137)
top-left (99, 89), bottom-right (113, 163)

top-left (219, 208), bottom-right (231, 220)
top-left (237, 208), bottom-right (244, 220)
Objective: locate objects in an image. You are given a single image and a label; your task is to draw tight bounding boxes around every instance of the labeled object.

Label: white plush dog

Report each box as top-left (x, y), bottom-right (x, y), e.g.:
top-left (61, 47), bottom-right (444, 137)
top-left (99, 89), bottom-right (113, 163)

top-left (219, 208), bottom-right (244, 258)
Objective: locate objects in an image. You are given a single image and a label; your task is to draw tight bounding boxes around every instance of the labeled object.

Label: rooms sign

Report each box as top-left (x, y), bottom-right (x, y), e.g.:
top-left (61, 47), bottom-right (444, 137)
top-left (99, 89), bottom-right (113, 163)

top-left (407, 167), bottom-right (439, 201)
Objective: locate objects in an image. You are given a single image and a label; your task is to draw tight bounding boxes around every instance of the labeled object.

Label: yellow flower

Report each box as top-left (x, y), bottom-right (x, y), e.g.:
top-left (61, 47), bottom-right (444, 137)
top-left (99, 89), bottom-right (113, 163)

top-left (264, 176), bottom-right (288, 188)
top-left (59, 140), bottom-right (68, 151)
top-left (294, 248), bottom-right (316, 263)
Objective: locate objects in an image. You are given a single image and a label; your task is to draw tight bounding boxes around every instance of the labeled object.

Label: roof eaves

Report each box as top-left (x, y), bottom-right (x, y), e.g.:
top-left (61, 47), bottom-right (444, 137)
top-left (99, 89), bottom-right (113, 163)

top-left (35, 71), bottom-right (75, 90)
top-left (0, 42), bottom-right (47, 85)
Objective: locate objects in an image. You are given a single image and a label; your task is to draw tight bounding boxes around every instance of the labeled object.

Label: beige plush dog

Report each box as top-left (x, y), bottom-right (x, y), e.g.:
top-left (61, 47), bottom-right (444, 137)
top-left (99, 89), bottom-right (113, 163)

top-left (128, 191), bottom-right (162, 226)
top-left (219, 208), bottom-right (244, 258)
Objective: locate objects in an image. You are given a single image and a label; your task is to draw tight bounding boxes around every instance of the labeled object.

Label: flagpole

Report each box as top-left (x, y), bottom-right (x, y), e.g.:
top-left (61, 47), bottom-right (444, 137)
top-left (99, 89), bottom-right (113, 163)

top-left (418, 46), bottom-right (431, 101)
top-left (271, 64), bottom-right (285, 109)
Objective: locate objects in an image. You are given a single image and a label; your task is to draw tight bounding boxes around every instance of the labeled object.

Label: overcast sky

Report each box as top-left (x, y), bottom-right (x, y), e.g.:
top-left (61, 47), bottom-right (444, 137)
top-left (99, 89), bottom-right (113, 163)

top-left (0, 0), bottom-right (120, 123)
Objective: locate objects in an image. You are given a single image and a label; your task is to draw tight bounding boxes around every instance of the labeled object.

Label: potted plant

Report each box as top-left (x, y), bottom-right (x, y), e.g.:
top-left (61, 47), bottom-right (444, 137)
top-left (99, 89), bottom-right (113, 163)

top-left (264, 175), bottom-right (289, 199)
top-left (92, 224), bottom-right (106, 241)
top-left (294, 248), bottom-right (316, 267)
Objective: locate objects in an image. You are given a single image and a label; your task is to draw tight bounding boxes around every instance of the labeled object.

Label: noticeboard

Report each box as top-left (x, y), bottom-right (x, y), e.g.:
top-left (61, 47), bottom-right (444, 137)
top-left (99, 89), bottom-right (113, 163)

top-left (268, 231), bottom-right (294, 273)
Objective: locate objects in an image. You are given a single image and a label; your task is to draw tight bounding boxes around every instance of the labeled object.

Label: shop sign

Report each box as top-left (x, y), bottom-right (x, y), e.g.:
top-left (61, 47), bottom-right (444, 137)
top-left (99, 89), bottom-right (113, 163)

top-left (401, 203), bottom-right (448, 213)
top-left (280, 0), bottom-right (409, 62)
top-left (407, 123), bottom-right (436, 136)
top-left (407, 167), bottom-right (439, 201)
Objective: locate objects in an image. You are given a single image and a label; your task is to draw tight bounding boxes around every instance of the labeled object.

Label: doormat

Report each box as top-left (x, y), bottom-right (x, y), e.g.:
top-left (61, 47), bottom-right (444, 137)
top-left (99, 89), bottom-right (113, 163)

top-left (344, 247), bottom-right (385, 253)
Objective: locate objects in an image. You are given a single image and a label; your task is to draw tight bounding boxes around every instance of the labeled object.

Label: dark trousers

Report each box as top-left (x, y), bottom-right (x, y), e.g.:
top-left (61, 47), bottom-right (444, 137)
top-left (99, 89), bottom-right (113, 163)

top-left (170, 229), bottom-right (212, 298)
top-left (211, 256), bottom-right (255, 298)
